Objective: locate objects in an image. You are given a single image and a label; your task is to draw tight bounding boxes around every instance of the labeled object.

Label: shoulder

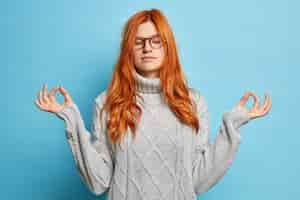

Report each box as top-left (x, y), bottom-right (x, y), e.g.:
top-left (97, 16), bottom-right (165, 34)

top-left (93, 90), bottom-right (109, 125)
top-left (94, 90), bottom-right (108, 108)
top-left (188, 87), bottom-right (200, 100)
top-left (188, 87), bottom-right (208, 111)
top-left (188, 87), bottom-right (205, 103)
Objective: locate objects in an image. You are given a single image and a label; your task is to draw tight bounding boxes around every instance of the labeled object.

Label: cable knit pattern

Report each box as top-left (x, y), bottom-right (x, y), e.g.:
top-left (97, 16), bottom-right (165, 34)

top-left (55, 70), bottom-right (252, 199)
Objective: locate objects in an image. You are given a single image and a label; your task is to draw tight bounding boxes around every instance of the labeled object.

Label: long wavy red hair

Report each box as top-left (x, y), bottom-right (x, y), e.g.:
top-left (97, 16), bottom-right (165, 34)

top-left (99, 8), bottom-right (200, 147)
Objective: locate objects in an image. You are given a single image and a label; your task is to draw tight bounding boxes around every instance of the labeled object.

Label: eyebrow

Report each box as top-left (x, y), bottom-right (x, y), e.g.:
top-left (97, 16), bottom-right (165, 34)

top-left (135, 34), bottom-right (159, 40)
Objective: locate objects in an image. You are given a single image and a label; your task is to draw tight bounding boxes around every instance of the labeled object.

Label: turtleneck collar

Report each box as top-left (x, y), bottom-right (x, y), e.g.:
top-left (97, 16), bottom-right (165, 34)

top-left (133, 69), bottom-right (162, 94)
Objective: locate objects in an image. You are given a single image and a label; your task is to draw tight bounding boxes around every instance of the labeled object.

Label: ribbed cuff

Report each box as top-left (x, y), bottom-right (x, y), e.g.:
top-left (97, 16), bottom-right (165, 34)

top-left (227, 105), bottom-right (252, 128)
top-left (55, 103), bottom-right (80, 137)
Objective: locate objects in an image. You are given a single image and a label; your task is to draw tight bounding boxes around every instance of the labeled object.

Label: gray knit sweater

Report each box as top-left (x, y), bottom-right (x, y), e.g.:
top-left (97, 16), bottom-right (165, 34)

top-left (55, 70), bottom-right (251, 200)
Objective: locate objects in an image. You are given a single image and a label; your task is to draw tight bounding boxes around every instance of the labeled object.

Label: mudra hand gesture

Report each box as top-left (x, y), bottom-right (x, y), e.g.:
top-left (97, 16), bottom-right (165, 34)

top-left (236, 91), bottom-right (272, 119)
top-left (34, 83), bottom-right (74, 113)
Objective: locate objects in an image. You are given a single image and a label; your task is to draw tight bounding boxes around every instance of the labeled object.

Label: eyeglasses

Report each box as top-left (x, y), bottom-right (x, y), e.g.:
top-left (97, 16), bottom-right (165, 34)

top-left (134, 34), bottom-right (165, 50)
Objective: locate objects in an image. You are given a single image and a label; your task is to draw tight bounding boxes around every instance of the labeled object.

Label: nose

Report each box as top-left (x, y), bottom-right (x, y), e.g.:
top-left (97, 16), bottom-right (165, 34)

top-left (143, 40), bottom-right (152, 53)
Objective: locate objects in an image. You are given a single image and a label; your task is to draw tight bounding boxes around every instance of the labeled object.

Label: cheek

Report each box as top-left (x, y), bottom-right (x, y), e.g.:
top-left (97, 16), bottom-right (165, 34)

top-left (133, 51), bottom-right (140, 62)
top-left (158, 49), bottom-right (165, 60)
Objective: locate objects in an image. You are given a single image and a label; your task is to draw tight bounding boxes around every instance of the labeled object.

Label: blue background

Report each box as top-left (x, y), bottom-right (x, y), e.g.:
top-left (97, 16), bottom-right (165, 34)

top-left (2, 0), bottom-right (299, 199)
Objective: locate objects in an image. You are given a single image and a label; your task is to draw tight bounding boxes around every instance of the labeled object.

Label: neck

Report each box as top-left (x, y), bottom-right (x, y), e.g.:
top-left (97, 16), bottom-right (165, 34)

top-left (133, 69), bottom-right (162, 94)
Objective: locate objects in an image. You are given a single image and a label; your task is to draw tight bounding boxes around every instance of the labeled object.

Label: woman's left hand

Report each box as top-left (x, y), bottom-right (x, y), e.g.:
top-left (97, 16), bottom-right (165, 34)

top-left (236, 91), bottom-right (272, 119)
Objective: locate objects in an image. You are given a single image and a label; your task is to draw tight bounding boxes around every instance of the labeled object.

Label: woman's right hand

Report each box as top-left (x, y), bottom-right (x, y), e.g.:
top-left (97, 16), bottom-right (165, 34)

top-left (34, 83), bottom-right (74, 114)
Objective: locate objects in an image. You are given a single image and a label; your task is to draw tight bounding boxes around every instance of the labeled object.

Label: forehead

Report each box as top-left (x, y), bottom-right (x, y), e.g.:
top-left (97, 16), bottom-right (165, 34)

top-left (135, 21), bottom-right (158, 38)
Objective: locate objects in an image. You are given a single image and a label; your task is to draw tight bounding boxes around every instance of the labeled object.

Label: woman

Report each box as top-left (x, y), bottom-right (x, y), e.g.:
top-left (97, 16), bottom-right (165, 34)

top-left (34, 8), bottom-right (272, 200)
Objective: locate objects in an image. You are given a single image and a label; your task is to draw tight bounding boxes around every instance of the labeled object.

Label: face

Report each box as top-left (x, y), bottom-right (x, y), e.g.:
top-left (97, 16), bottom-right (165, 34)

top-left (133, 21), bottom-right (165, 78)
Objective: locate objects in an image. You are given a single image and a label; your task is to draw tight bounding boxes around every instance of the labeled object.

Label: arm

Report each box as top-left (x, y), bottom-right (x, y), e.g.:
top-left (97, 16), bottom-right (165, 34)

top-left (191, 90), bottom-right (251, 195)
top-left (55, 92), bottom-right (114, 196)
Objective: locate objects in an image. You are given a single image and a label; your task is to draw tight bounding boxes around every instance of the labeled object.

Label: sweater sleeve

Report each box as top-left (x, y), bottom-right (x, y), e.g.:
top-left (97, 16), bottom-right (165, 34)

top-left (55, 92), bottom-right (114, 196)
top-left (191, 90), bottom-right (251, 195)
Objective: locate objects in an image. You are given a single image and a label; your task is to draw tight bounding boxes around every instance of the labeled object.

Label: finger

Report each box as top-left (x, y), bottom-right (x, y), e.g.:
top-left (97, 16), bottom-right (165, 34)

top-left (34, 99), bottom-right (43, 110)
top-left (240, 91), bottom-right (260, 112)
top-left (266, 97), bottom-right (272, 113)
top-left (48, 86), bottom-right (60, 102)
top-left (261, 94), bottom-right (272, 115)
top-left (257, 93), bottom-right (269, 113)
top-left (238, 91), bottom-right (253, 107)
top-left (42, 84), bottom-right (50, 104)
top-left (255, 94), bottom-right (271, 117)
top-left (59, 86), bottom-right (72, 104)
top-left (262, 102), bottom-right (272, 116)
top-left (38, 89), bottom-right (44, 104)
top-left (37, 90), bottom-right (42, 105)
top-left (250, 92), bottom-right (260, 110)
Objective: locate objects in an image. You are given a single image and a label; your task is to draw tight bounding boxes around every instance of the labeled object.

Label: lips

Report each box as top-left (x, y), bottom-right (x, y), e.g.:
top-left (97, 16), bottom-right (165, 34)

top-left (142, 56), bottom-right (156, 60)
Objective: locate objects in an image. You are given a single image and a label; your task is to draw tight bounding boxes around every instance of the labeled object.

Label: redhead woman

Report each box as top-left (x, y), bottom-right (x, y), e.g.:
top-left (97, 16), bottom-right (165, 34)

top-left (34, 8), bottom-right (272, 200)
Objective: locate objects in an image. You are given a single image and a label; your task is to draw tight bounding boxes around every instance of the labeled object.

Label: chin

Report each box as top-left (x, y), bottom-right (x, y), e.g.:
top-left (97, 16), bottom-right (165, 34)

top-left (137, 66), bottom-right (160, 73)
top-left (138, 63), bottom-right (161, 70)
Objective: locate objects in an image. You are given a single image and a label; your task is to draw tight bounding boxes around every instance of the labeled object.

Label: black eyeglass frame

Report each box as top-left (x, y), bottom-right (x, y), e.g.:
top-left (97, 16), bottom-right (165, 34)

top-left (134, 34), bottom-right (166, 50)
